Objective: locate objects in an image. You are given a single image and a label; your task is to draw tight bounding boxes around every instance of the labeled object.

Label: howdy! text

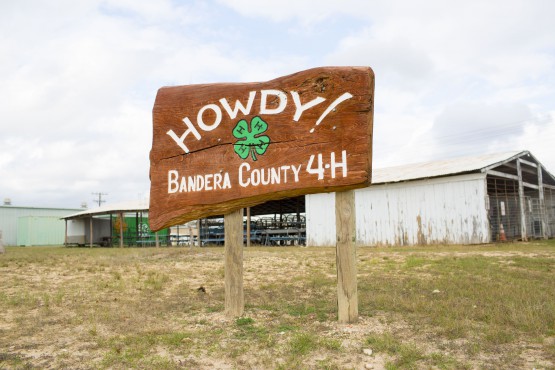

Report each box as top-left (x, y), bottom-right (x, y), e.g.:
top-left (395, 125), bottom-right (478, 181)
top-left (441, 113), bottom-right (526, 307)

top-left (167, 90), bottom-right (353, 153)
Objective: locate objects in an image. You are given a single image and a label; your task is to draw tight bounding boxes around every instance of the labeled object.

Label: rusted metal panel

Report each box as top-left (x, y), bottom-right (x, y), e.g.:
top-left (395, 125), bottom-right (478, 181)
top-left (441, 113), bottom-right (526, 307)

top-left (306, 173), bottom-right (490, 246)
top-left (354, 173), bottom-right (489, 246)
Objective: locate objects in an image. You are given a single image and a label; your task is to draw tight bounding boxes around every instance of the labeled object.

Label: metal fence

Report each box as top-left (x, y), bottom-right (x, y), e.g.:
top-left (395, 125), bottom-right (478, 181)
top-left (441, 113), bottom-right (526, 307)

top-left (487, 177), bottom-right (554, 241)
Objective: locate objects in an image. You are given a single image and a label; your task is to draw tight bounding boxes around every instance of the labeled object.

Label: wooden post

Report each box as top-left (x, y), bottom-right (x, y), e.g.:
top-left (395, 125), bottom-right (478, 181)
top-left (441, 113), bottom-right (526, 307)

top-left (246, 207), bottom-right (251, 248)
top-left (119, 212), bottom-right (124, 248)
top-left (89, 217), bottom-right (93, 248)
top-left (517, 160), bottom-right (528, 241)
top-left (225, 208), bottom-right (244, 317)
top-left (335, 190), bottom-right (358, 323)
top-left (155, 231), bottom-right (159, 248)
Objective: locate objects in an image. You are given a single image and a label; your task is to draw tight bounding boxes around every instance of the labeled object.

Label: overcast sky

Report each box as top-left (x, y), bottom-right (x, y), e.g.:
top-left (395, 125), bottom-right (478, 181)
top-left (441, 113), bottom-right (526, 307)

top-left (1, 0), bottom-right (554, 209)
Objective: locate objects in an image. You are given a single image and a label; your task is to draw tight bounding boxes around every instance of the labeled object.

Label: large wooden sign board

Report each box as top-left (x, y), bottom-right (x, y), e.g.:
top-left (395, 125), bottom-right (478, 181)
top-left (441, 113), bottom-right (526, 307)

top-left (149, 67), bottom-right (374, 231)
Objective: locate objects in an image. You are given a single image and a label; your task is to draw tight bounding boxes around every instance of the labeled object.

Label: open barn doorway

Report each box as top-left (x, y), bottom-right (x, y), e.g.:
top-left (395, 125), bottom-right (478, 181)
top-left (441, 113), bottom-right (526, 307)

top-left (191, 196), bottom-right (306, 246)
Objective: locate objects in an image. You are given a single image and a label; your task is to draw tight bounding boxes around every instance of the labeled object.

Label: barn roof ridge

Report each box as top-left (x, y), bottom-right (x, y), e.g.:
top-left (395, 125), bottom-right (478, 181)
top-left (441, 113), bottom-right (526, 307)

top-left (63, 150), bottom-right (553, 221)
top-left (372, 150), bottom-right (554, 185)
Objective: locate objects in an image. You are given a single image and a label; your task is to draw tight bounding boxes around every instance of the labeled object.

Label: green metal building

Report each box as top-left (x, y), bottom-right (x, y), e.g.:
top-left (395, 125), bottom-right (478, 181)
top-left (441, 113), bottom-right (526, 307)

top-left (0, 204), bottom-right (81, 246)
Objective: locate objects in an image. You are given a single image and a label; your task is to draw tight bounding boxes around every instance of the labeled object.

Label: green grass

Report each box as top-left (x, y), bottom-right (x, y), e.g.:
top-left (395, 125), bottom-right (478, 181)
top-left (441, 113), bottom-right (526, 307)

top-left (0, 242), bottom-right (554, 369)
top-left (289, 332), bottom-right (318, 356)
top-left (366, 332), bottom-right (467, 369)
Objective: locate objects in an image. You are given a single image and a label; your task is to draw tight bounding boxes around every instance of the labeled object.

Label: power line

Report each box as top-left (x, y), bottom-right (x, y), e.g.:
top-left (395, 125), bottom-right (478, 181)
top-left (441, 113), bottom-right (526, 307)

top-left (91, 192), bottom-right (108, 207)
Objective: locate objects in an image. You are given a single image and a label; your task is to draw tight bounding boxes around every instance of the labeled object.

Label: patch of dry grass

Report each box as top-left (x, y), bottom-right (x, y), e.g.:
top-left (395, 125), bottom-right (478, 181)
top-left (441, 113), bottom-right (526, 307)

top-left (0, 240), bottom-right (554, 369)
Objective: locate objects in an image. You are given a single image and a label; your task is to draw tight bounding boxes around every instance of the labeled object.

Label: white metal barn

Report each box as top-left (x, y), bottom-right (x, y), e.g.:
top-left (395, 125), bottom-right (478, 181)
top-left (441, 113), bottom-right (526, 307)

top-left (306, 151), bottom-right (555, 246)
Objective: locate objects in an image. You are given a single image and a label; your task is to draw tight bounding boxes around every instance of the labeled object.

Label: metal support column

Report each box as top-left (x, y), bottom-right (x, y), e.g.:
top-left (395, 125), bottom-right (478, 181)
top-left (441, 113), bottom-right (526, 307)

top-left (517, 160), bottom-right (528, 241)
top-left (538, 164), bottom-right (548, 239)
top-left (89, 216), bottom-right (94, 248)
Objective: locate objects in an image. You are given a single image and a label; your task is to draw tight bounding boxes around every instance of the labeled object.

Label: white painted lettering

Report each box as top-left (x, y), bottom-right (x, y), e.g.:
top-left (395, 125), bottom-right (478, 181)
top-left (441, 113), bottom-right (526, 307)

top-left (280, 165), bottom-right (290, 183)
top-left (239, 163), bottom-right (250, 187)
top-left (167, 170), bottom-right (232, 193)
top-left (251, 169), bottom-right (260, 186)
top-left (219, 91), bottom-right (256, 119)
top-left (179, 177), bottom-right (187, 192)
top-left (167, 117), bottom-right (202, 153)
top-left (222, 172), bottom-right (231, 189)
top-left (310, 92), bottom-right (353, 133)
top-left (205, 174), bottom-right (213, 190)
top-left (331, 150), bottom-right (348, 178)
top-left (291, 91), bottom-right (326, 121)
top-left (195, 174), bottom-right (205, 190)
top-left (168, 170), bottom-right (179, 193)
top-left (197, 104), bottom-right (222, 132)
top-left (270, 167), bottom-right (280, 184)
top-left (291, 164), bottom-right (302, 182)
top-left (260, 168), bottom-right (271, 185)
top-left (187, 176), bottom-right (195, 192)
top-left (214, 173), bottom-right (222, 189)
top-left (260, 89), bottom-right (287, 115)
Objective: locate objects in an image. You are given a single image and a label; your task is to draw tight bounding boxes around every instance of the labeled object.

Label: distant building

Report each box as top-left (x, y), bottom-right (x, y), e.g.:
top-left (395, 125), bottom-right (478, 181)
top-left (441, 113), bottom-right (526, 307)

top-left (61, 199), bottom-right (167, 247)
top-left (306, 150), bottom-right (555, 246)
top-left (0, 205), bottom-right (81, 246)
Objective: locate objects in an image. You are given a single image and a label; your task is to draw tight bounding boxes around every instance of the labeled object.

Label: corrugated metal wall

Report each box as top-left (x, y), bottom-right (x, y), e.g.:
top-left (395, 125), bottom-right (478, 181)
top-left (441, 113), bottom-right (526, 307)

top-left (0, 206), bottom-right (79, 246)
top-left (306, 192), bottom-right (336, 246)
top-left (306, 173), bottom-right (490, 246)
top-left (17, 216), bottom-right (67, 246)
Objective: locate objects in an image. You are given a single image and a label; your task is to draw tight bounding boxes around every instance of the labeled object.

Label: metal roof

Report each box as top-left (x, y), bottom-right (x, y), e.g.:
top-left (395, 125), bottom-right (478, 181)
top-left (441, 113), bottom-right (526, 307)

top-left (372, 150), bottom-right (526, 184)
top-left (62, 199), bottom-right (150, 220)
top-left (62, 196), bottom-right (304, 220)
top-left (63, 150), bottom-right (553, 221)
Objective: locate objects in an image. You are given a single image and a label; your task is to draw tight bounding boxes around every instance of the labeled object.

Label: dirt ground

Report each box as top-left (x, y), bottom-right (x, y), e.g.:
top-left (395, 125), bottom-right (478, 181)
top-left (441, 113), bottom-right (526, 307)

top-left (1, 242), bottom-right (554, 369)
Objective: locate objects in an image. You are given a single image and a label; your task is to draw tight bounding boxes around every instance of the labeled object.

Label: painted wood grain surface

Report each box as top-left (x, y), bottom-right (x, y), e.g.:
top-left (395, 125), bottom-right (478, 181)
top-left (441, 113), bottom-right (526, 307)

top-left (149, 67), bottom-right (374, 230)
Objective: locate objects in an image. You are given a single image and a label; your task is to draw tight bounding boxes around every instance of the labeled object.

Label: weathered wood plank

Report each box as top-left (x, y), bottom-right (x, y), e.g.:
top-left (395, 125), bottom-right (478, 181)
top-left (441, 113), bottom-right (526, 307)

top-left (335, 190), bottom-right (358, 323)
top-left (149, 67), bottom-right (374, 230)
top-left (224, 208), bottom-right (244, 317)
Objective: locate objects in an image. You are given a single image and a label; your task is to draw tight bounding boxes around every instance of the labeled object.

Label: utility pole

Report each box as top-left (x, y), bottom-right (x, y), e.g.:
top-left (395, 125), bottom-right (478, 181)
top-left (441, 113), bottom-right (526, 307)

top-left (92, 192), bottom-right (108, 207)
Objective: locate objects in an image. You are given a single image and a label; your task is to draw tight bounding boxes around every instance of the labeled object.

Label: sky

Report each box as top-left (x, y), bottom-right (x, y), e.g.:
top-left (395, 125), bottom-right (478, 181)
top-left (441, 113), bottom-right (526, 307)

top-left (1, 0), bottom-right (554, 209)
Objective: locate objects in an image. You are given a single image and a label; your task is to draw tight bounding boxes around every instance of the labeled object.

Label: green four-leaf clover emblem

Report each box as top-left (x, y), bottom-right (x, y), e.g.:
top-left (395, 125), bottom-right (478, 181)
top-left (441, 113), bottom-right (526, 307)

top-left (232, 116), bottom-right (270, 161)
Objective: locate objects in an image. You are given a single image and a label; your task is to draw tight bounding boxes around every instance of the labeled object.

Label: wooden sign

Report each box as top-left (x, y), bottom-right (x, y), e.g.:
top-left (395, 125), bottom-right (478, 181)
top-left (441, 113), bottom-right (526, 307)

top-left (149, 67), bottom-right (374, 231)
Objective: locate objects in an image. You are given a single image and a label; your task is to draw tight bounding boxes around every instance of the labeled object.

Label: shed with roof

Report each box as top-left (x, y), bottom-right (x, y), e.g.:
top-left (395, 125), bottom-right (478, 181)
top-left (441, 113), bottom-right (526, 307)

top-left (306, 150), bottom-right (555, 246)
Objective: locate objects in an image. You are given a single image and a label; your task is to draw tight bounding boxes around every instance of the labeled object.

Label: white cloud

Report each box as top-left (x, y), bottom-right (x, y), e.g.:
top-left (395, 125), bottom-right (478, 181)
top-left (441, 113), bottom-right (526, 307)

top-left (317, 0), bottom-right (555, 170)
top-left (1, 0), bottom-right (555, 209)
top-left (0, 0), bottom-right (319, 207)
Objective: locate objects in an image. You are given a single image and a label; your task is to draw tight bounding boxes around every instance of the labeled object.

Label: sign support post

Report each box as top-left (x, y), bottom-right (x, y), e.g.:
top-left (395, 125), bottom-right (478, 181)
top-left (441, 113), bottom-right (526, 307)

top-left (149, 66), bottom-right (374, 322)
top-left (335, 190), bottom-right (358, 323)
top-left (224, 208), bottom-right (244, 317)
